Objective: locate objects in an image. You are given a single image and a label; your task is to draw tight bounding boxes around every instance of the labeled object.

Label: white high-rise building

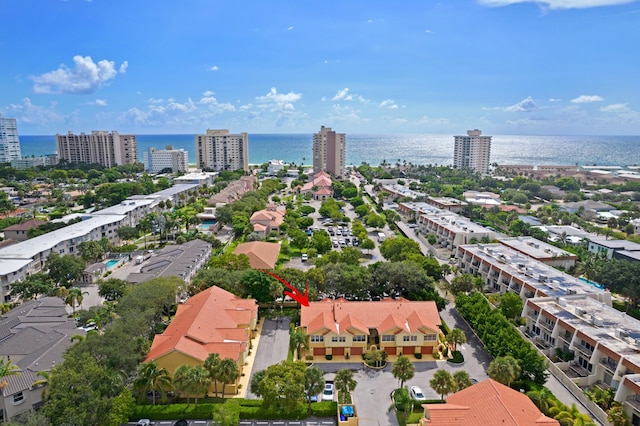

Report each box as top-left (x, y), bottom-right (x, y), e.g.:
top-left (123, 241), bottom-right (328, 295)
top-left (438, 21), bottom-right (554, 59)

top-left (313, 126), bottom-right (346, 178)
top-left (195, 129), bottom-right (248, 172)
top-left (56, 131), bottom-right (138, 167)
top-left (0, 114), bottom-right (22, 163)
top-left (453, 129), bottom-right (492, 175)
top-left (144, 146), bottom-right (189, 174)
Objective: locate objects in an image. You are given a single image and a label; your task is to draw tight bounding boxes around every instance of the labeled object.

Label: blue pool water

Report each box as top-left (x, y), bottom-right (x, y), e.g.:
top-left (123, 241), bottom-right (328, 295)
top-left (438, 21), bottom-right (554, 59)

top-left (578, 277), bottom-right (605, 289)
top-left (198, 220), bottom-right (217, 231)
top-left (106, 259), bottom-right (119, 270)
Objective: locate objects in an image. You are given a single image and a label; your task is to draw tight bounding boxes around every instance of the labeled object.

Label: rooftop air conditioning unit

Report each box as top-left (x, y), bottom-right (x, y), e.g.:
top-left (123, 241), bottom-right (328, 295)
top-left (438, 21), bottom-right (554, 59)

top-left (615, 328), bottom-right (628, 339)
top-left (576, 308), bottom-right (587, 316)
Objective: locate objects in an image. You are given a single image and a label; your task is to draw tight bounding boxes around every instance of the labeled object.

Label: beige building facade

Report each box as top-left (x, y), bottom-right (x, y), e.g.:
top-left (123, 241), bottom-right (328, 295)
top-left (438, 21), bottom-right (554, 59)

top-left (195, 129), bottom-right (248, 172)
top-left (313, 126), bottom-right (346, 178)
top-left (453, 129), bottom-right (491, 175)
top-left (56, 130), bottom-right (138, 167)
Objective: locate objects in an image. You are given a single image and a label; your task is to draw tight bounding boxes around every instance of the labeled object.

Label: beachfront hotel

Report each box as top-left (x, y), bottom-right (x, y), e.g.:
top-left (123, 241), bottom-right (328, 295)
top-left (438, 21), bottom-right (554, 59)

top-left (313, 126), bottom-right (346, 178)
top-left (453, 129), bottom-right (492, 175)
top-left (195, 129), bottom-right (249, 172)
top-left (143, 145), bottom-right (189, 174)
top-left (0, 114), bottom-right (22, 163)
top-left (56, 130), bottom-right (138, 167)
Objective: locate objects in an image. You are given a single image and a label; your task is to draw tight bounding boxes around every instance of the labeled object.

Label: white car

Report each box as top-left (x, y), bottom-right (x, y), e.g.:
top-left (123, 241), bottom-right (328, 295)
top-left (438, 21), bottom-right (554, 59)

top-left (322, 383), bottom-right (335, 401)
top-left (301, 254), bottom-right (308, 262)
top-left (410, 386), bottom-right (426, 401)
top-left (136, 420), bottom-right (151, 426)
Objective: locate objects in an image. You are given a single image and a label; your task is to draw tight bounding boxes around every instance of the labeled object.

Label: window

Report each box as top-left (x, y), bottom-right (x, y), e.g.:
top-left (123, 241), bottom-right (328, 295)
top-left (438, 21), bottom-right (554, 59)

top-left (403, 335), bottom-right (418, 342)
top-left (310, 335), bottom-right (324, 343)
top-left (382, 335), bottom-right (395, 342)
top-left (13, 392), bottom-right (24, 404)
top-left (353, 335), bottom-right (366, 342)
top-left (424, 334), bottom-right (437, 341)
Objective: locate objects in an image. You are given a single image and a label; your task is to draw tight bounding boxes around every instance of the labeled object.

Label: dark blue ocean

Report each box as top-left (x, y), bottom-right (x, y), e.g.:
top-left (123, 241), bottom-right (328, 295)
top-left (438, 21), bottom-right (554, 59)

top-left (17, 134), bottom-right (640, 168)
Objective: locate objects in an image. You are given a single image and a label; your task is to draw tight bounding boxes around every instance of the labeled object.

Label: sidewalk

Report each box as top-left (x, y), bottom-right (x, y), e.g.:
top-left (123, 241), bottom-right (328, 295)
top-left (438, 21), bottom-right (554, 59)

top-left (235, 317), bottom-right (265, 398)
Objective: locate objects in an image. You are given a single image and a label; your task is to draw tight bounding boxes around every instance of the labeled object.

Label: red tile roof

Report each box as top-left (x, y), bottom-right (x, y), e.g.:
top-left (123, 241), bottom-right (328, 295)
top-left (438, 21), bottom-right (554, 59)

top-left (145, 286), bottom-right (257, 364)
top-left (422, 379), bottom-right (559, 426)
top-left (233, 241), bottom-right (281, 270)
top-left (301, 298), bottom-right (440, 335)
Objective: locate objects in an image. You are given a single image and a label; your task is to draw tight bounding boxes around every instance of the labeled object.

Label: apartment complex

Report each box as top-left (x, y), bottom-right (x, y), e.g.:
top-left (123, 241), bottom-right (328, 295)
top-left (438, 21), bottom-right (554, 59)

top-left (453, 129), bottom-right (491, 175)
top-left (10, 154), bottom-right (58, 170)
top-left (56, 131), bottom-right (138, 167)
top-left (0, 114), bottom-right (22, 163)
top-left (195, 129), bottom-right (248, 172)
top-left (313, 126), bottom-right (346, 178)
top-left (143, 146), bottom-right (189, 173)
top-left (417, 208), bottom-right (497, 251)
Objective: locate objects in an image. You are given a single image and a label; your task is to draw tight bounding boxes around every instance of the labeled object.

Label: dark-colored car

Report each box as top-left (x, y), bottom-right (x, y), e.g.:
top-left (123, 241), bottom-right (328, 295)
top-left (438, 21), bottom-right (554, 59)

top-left (174, 420), bottom-right (188, 426)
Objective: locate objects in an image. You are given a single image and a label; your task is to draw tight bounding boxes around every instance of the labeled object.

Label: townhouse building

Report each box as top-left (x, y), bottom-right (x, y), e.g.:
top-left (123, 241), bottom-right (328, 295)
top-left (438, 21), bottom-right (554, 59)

top-left (418, 211), bottom-right (497, 251)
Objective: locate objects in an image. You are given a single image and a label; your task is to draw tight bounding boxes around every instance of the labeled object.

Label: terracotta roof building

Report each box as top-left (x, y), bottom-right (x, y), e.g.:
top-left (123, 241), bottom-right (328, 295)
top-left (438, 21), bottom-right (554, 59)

top-left (301, 298), bottom-right (441, 358)
top-left (1, 219), bottom-right (46, 242)
top-left (144, 286), bottom-right (258, 395)
top-left (249, 206), bottom-right (285, 236)
top-left (233, 241), bottom-right (281, 270)
top-left (420, 379), bottom-right (559, 426)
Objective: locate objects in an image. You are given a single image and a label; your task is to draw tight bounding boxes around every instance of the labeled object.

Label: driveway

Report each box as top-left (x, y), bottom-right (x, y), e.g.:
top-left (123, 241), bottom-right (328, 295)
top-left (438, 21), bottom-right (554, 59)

top-left (245, 317), bottom-right (292, 399)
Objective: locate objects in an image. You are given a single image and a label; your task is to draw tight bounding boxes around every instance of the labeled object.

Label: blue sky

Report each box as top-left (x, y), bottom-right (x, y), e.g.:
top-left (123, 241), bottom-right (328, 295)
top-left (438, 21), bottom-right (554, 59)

top-left (2, 0), bottom-right (640, 135)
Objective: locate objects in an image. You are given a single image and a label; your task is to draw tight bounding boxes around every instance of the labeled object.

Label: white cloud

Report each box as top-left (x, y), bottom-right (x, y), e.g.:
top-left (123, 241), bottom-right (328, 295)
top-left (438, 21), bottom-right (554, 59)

top-left (417, 115), bottom-right (450, 126)
top-left (478, 0), bottom-right (637, 9)
top-left (600, 103), bottom-right (628, 112)
top-left (548, 98), bottom-right (562, 102)
top-left (379, 99), bottom-right (398, 109)
top-left (332, 88), bottom-right (353, 101)
top-left (6, 97), bottom-right (73, 126)
top-left (146, 98), bottom-right (164, 104)
top-left (209, 65), bottom-right (219, 71)
top-left (504, 96), bottom-right (537, 112)
top-left (255, 87), bottom-right (302, 112)
top-left (31, 55), bottom-right (127, 94)
top-left (239, 103), bottom-right (253, 111)
top-left (425, 29), bottom-right (435, 34)
top-left (328, 104), bottom-right (364, 123)
top-left (571, 95), bottom-right (604, 103)
top-left (287, 26), bottom-right (294, 30)
top-left (118, 61), bottom-right (128, 73)
top-left (89, 99), bottom-right (108, 106)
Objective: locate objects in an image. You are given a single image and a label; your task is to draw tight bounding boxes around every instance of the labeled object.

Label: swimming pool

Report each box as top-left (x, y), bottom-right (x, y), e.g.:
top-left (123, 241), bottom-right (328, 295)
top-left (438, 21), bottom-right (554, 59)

top-left (106, 259), bottom-right (119, 270)
top-left (198, 220), bottom-right (218, 231)
top-left (578, 277), bottom-right (605, 289)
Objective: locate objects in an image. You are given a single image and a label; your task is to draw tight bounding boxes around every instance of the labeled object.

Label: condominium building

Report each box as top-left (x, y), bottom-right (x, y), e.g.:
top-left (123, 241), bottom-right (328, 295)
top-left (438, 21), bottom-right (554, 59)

top-left (10, 154), bottom-right (58, 170)
top-left (0, 114), bottom-right (22, 163)
top-left (453, 129), bottom-right (491, 175)
top-left (313, 126), bottom-right (346, 178)
top-left (56, 131), bottom-right (138, 167)
top-left (195, 129), bottom-right (248, 172)
top-left (143, 146), bottom-right (189, 173)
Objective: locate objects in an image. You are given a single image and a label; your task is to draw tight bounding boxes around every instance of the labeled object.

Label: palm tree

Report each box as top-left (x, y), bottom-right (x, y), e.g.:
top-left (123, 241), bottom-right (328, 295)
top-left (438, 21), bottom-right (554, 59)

top-left (0, 358), bottom-right (21, 389)
top-left (217, 358), bottom-right (239, 400)
top-left (189, 365), bottom-right (211, 407)
top-left (304, 367), bottom-right (325, 415)
top-left (65, 287), bottom-right (88, 314)
top-left (391, 355), bottom-right (415, 389)
top-left (452, 370), bottom-right (473, 392)
top-left (446, 328), bottom-right (467, 352)
top-left (527, 387), bottom-right (555, 414)
top-left (133, 362), bottom-right (173, 405)
top-left (203, 353), bottom-right (221, 397)
top-left (173, 364), bottom-right (194, 406)
top-left (334, 369), bottom-right (357, 404)
top-left (488, 355), bottom-right (521, 387)
top-left (430, 369), bottom-right (455, 400)
top-left (290, 329), bottom-right (309, 361)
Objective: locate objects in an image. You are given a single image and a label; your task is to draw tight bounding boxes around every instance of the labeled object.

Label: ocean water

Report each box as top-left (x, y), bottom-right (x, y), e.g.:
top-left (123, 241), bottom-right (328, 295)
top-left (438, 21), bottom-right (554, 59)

top-left (17, 133), bottom-right (640, 168)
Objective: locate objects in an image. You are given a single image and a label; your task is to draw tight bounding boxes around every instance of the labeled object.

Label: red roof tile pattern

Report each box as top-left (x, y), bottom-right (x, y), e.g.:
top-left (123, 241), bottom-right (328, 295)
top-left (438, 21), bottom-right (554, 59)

top-left (422, 379), bottom-right (559, 426)
top-left (301, 298), bottom-right (441, 335)
top-left (233, 241), bottom-right (281, 270)
top-left (145, 286), bottom-right (257, 363)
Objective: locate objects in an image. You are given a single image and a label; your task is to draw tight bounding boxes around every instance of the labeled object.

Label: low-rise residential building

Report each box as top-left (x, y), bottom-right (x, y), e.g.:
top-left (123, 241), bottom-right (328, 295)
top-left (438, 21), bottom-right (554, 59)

top-left (126, 239), bottom-right (212, 284)
top-left (0, 297), bottom-right (85, 422)
top-left (233, 241), bottom-right (281, 270)
top-left (418, 211), bottom-right (497, 252)
top-left (144, 286), bottom-right (257, 396)
top-left (522, 294), bottom-right (640, 423)
top-left (1, 219), bottom-right (46, 242)
top-left (267, 159), bottom-right (285, 175)
top-left (397, 202), bottom-right (442, 222)
top-left (380, 184), bottom-right (426, 200)
top-left (463, 190), bottom-right (501, 207)
top-left (420, 378), bottom-right (559, 426)
top-left (588, 238), bottom-right (640, 262)
top-left (560, 200), bottom-right (615, 215)
top-left (143, 146), bottom-right (189, 174)
top-left (426, 196), bottom-right (467, 213)
top-left (497, 236), bottom-right (577, 270)
top-left (456, 243), bottom-right (611, 306)
top-left (301, 298), bottom-right (441, 358)
top-left (249, 206), bottom-right (285, 236)
top-left (300, 171), bottom-right (333, 200)
top-left (173, 172), bottom-right (214, 187)
top-left (207, 175), bottom-right (257, 206)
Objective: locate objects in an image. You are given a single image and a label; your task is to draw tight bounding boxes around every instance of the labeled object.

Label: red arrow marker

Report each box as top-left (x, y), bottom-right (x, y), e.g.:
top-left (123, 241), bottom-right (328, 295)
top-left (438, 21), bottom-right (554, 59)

top-left (259, 270), bottom-right (310, 307)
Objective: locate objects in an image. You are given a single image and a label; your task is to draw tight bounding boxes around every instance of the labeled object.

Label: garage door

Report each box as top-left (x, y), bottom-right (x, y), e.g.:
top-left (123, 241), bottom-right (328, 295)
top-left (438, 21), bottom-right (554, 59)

top-left (333, 347), bottom-right (345, 356)
top-left (314, 347), bottom-right (325, 356)
top-left (402, 346), bottom-right (414, 355)
top-left (351, 347), bottom-right (363, 356)
top-left (384, 346), bottom-right (396, 356)
top-left (421, 346), bottom-right (434, 354)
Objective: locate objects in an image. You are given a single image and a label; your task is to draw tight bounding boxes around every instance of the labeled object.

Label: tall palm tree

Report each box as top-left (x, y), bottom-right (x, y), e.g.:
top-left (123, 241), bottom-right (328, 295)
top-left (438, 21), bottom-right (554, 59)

top-left (290, 329), bottom-right (309, 361)
top-left (0, 358), bottom-right (21, 389)
top-left (430, 369), bottom-right (455, 400)
top-left (133, 362), bottom-right (173, 405)
top-left (189, 365), bottom-right (211, 407)
top-left (203, 353), bottom-right (221, 397)
top-left (452, 370), bottom-right (473, 392)
top-left (334, 369), bottom-right (357, 404)
top-left (217, 358), bottom-right (239, 401)
top-left (391, 355), bottom-right (415, 389)
top-left (173, 365), bottom-right (194, 406)
top-left (488, 355), bottom-right (521, 387)
top-left (527, 388), bottom-right (555, 414)
top-left (65, 287), bottom-right (88, 314)
top-left (446, 328), bottom-right (467, 352)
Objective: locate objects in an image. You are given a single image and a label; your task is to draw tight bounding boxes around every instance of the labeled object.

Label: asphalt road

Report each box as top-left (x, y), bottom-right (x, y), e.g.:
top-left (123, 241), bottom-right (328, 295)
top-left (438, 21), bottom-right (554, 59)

top-left (245, 317), bottom-right (292, 399)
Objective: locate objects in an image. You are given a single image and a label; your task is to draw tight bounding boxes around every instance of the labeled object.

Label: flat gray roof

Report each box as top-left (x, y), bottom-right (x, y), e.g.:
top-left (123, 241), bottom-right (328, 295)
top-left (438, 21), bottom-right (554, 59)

top-left (153, 183), bottom-right (199, 197)
top-left (92, 198), bottom-right (155, 216)
top-left (498, 236), bottom-right (576, 259)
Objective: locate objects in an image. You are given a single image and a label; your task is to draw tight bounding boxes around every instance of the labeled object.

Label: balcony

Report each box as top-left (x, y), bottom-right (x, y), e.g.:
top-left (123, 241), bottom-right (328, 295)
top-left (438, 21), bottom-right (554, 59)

top-left (558, 331), bottom-right (573, 344)
top-left (574, 344), bottom-right (594, 358)
top-left (569, 362), bottom-right (592, 378)
top-left (625, 395), bottom-right (640, 412)
top-left (527, 311), bottom-right (539, 320)
top-left (599, 358), bottom-right (618, 373)
top-left (539, 321), bottom-right (555, 333)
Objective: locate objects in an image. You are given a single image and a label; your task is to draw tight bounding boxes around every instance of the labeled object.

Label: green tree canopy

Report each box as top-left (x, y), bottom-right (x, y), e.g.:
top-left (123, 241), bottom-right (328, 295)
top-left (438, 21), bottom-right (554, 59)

top-left (430, 369), bottom-right (456, 400)
top-left (391, 355), bottom-right (415, 389)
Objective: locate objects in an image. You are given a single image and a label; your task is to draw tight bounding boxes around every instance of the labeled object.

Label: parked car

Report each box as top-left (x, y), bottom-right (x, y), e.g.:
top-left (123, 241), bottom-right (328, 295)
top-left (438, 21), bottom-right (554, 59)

top-left (301, 254), bottom-right (308, 262)
top-left (136, 420), bottom-right (151, 426)
top-left (173, 420), bottom-right (188, 426)
top-left (410, 386), bottom-right (426, 401)
top-left (322, 383), bottom-right (335, 401)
